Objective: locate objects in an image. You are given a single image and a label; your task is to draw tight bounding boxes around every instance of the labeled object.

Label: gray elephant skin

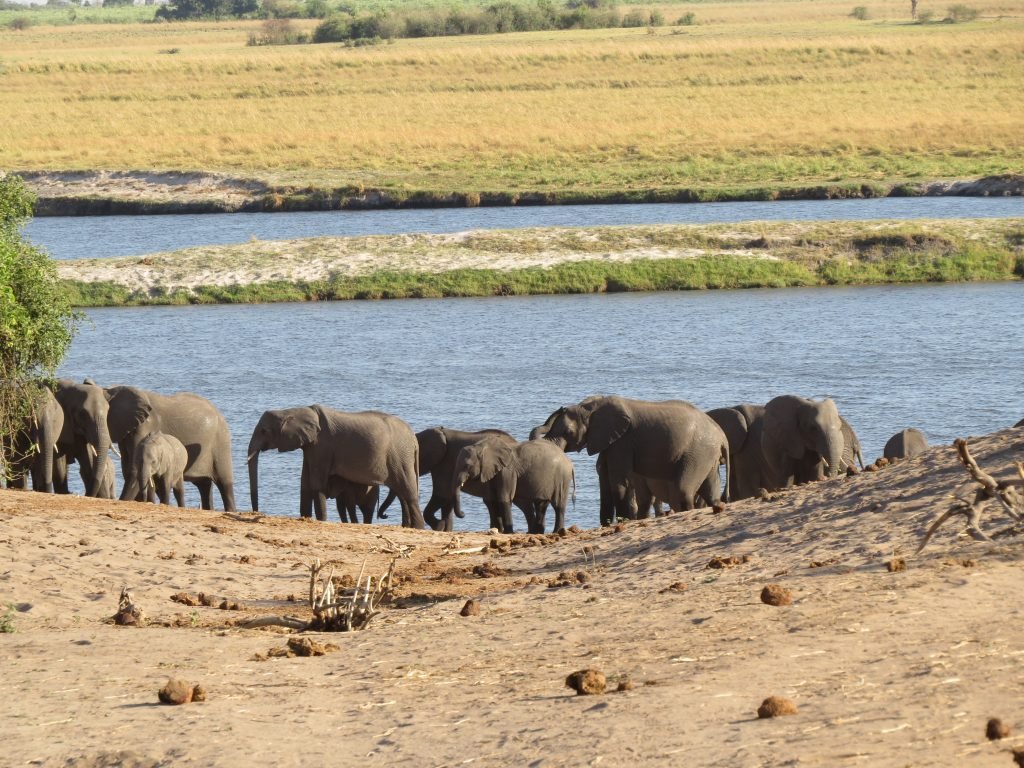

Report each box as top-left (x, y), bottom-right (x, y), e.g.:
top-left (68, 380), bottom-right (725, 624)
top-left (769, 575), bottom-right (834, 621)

top-left (382, 427), bottom-right (516, 531)
top-left (326, 476), bottom-right (379, 524)
top-left (452, 435), bottom-right (574, 533)
top-left (707, 404), bottom-right (768, 501)
top-left (129, 431), bottom-right (188, 506)
top-left (883, 428), bottom-right (929, 460)
top-left (248, 405), bottom-right (424, 528)
top-left (53, 379), bottom-right (113, 498)
top-left (542, 395), bottom-right (730, 523)
top-left (760, 395), bottom-right (846, 489)
top-left (4, 385), bottom-right (64, 493)
top-left (106, 385), bottom-right (236, 511)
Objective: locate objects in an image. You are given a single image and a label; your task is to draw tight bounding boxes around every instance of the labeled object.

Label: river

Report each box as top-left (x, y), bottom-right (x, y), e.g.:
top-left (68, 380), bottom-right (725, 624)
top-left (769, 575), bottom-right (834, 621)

top-left (27, 196), bottom-right (1024, 260)
top-left (56, 282), bottom-right (1024, 530)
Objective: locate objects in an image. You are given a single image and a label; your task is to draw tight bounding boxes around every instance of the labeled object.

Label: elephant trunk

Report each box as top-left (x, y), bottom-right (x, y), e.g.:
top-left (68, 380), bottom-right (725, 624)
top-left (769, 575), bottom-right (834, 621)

top-left (248, 443), bottom-right (261, 512)
top-left (88, 419), bottom-right (112, 498)
top-left (819, 427), bottom-right (844, 479)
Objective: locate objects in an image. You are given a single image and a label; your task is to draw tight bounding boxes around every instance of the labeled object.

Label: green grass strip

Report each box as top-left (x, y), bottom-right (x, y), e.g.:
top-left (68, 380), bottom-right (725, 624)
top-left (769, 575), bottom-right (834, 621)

top-left (61, 250), bottom-right (1023, 308)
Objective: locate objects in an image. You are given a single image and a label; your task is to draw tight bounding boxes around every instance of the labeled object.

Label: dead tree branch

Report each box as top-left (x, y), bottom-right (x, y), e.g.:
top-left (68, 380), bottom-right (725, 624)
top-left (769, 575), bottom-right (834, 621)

top-left (240, 556), bottom-right (399, 632)
top-left (918, 439), bottom-right (1024, 552)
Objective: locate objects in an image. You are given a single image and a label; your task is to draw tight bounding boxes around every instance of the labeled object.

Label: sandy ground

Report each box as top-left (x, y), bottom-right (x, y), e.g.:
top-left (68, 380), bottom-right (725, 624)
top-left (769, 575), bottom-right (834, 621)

top-left (2, 427), bottom-right (1023, 767)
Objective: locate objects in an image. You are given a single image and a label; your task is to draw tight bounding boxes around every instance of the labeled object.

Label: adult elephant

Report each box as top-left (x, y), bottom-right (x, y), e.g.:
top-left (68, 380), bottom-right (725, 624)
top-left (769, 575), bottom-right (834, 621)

top-left (452, 435), bottom-right (574, 534)
top-left (53, 378), bottom-right (113, 498)
top-left (543, 396), bottom-right (730, 523)
top-left (248, 406), bottom-right (424, 528)
top-left (840, 416), bottom-right (864, 472)
top-left (883, 428), bottom-right (929, 460)
top-left (381, 427), bottom-right (516, 532)
top-left (106, 385), bottom-right (236, 511)
top-left (707, 404), bottom-right (768, 501)
top-left (4, 385), bottom-right (64, 493)
top-left (760, 395), bottom-right (845, 489)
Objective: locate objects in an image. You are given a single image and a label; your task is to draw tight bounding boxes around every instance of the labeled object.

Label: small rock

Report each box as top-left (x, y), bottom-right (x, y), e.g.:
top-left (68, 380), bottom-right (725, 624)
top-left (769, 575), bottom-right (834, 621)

top-left (758, 696), bottom-right (798, 718)
top-left (887, 558), bottom-right (907, 573)
top-left (760, 584), bottom-right (793, 606)
top-left (460, 599), bottom-right (480, 617)
top-left (158, 679), bottom-right (194, 705)
top-left (565, 669), bottom-right (606, 696)
top-left (986, 717), bottom-right (1011, 740)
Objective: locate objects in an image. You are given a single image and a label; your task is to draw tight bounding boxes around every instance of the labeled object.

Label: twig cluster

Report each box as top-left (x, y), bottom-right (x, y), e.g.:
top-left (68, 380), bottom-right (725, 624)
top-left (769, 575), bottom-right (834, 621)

top-left (918, 439), bottom-right (1024, 552)
top-left (241, 555), bottom-right (399, 632)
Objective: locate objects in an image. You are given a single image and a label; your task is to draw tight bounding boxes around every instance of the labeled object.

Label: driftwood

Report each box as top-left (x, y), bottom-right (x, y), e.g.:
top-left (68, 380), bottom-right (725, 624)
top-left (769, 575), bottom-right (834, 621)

top-left (240, 556), bottom-right (399, 632)
top-left (918, 439), bottom-right (1024, 552)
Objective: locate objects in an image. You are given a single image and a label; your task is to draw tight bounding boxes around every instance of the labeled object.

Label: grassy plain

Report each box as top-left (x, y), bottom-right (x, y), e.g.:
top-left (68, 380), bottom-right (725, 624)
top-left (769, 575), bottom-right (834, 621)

top-left (57, 218), bottom-right (1024, 305)
top-left (2, 0), bottom-right (1023, 198)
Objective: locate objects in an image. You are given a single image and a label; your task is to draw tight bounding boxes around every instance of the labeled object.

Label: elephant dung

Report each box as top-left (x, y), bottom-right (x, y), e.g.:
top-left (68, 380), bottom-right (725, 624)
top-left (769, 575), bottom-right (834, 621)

top-left (460, 599), bottom-right (481, 617)
top-left (886, 558), bottom-right (907, 573)
top-left (757, 696), bottom-right (798, 718)
top-left (760, 584), bottom-right (793, 606)
top-left (156, 684), bottom-right (196, 708)
top-left (986, 718), bottom-right (1012, 740)
top-left (286, 637), bottom-right (339, 657)
top-left (565, 669), bottom-right (606, 696)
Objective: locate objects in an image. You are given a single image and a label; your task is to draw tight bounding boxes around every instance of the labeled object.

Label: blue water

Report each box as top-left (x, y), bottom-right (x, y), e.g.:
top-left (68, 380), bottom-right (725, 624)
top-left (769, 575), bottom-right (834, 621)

top-left (57, 282), bottom-right (1024, 530)
top-left (27, 196), bottom-right (1024, 260)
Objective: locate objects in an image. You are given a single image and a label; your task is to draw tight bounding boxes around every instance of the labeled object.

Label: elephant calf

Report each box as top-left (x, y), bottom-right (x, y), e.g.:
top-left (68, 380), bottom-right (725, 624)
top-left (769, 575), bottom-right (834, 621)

top-left (126, 431), bottom-right (188, 507)
top-left (453, 436), bottom-right (574, 534)
top-left (883, 428), bottom-right (929, 460)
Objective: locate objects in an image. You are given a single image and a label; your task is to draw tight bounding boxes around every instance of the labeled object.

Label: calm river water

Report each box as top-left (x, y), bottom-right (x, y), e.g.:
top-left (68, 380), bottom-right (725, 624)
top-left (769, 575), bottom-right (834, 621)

top-left (57, 283), bottom-right (1024, 530)
top-left (28, 196), bottom-right (1024, 260)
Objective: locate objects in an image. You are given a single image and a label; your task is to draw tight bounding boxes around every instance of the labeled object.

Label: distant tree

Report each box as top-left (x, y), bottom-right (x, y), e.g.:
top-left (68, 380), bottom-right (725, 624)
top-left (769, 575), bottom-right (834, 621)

top-left (103, 0), bottom-right (135, 7)
top-left (156, 0), bottom-right (232, 20)
top-left (0, 174), bottom-right (77, 480)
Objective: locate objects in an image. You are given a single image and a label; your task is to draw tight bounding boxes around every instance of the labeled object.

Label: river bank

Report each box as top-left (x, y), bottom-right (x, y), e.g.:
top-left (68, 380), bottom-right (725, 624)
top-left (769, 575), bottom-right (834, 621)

top-left (2, 427), bottom-right (1022, 766)
top-left (57, 218), bottom-right (1024, 307)
top-left (22, 171), bottom-right (1024, 217)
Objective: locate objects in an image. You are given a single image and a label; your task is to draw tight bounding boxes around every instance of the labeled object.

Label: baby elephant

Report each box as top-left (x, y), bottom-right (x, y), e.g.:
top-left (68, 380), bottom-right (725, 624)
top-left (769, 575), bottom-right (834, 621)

top-left (452, 436), bottom-right (574, 534)
top-left (883, 428), bottom-right (929, 460)
top-left (129, 431), bottom-right (188, 507)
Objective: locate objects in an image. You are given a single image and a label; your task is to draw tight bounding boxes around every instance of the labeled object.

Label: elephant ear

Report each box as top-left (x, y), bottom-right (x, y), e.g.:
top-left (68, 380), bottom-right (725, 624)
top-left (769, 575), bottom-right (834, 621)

top-left (586, 399), bottom-right (631, 455)
top-left (417, 427), bottom-right (448, 473)
top-left (107, 388), bottom-right (152, 443)
top-left (477, 438), bottom-right (515, 483)
top-left (708, 407), bottom-right (749, 456)
top-left (278, 408), bottom-right (321, 451)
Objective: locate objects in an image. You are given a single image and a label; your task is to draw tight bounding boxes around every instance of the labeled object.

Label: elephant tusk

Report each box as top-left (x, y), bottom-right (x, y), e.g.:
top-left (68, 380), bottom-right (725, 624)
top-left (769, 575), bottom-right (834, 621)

top-left (821, 457), bottom-right (830, 469)
top-left (111, 446), bottom-right (121, 459)
top-left (246, 450), bottom-right (260, 463)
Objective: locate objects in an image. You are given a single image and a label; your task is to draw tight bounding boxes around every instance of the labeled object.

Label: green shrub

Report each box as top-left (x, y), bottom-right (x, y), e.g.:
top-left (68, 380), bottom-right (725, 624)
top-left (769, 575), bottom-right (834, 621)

top-left (945, 3), bottom-right (978, 21)
top-left (916, 8), bottom-right (935, 21)
top-left (6, 15), bottom-right (32, 29)
top-left (676, 11), bottom-right (695, 25)
top-left (313, 14), bottom-right (350, 42)
top-left (850, 6), bottom-right (870, 19)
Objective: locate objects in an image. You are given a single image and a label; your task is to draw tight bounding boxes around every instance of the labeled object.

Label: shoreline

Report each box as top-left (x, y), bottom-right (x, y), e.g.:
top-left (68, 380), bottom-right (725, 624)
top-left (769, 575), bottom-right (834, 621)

top-left (21, 171), bottom-right (1024, 217)
top-left (56, 218), bottom-right (1024, 307)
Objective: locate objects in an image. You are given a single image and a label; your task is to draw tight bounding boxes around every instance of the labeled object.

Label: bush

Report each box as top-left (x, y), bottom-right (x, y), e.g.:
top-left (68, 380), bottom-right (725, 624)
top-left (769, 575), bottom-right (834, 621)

top-left (676, 11), bottom-right (695, 25)
top-left (916, 9), bottom-right (935, 21)
top-left (6, 16), bottom-right (32, 30)
top-left (0, 175), bottom-right (77, 477)
top-left (945, 3), bottom-right (978, 20)
top-left (850, 6), bottom-right (870, 19)
top-left (248, 17), bottom-right (304, 44)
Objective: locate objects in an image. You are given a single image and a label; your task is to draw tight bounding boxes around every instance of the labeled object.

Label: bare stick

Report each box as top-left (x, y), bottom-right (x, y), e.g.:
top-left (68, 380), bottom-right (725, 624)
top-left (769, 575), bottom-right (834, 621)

top-left (239, 615), bottom-right (309, 630)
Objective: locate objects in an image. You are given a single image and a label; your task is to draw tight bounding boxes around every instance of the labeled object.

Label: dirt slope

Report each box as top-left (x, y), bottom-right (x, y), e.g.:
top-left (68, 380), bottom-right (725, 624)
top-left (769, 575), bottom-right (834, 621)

top-left (2, 428), bottom-right (1023, 767)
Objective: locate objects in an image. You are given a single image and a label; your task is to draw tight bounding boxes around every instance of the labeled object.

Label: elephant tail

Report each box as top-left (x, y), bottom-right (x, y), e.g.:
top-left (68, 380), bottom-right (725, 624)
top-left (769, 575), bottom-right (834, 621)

top-left (377, 488), bottom-right (396, 519)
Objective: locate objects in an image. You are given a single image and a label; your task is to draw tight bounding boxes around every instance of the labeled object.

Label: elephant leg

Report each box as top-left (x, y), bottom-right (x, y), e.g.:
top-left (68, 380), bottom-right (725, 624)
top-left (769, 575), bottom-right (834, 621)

top-left (602, 452), bottom-right (636, 523)
top-left (552, 499), bottom-right (566, 533)
top-left (196, 478), bottom-right (214, 510)
top-left (516, 501), bottom-right (535, 534)
top-left (173, 479), bottom-right (186, 508)
top-left (440, 501), bottom-right (455, 532)
top-left (215, 480), bottom-right (236, 513)
top-left (397, 495), bottom-right (425, 530)
top-left (156, 476), bottom-right (171, 506)
top-left (422, 493), bottom-right (444, 531)
top-left (596, 454), bottom-right (616, 527)
top-left (533, 501), bottom-right (549, 534)
top-left (698, 466), bottom-right (721, 507)
top-left (668, 461), bottom-right (707, 512)
top-left (313, 491), bottom-right (328, 522)
top-left (482, 499), bottom-right (502, 531)
top-left (335, 497), bottom-right (348, 523)
top-left (494, 500), bottom-right (514, 534)
top-left (54, 455), bottom-right (70, 495)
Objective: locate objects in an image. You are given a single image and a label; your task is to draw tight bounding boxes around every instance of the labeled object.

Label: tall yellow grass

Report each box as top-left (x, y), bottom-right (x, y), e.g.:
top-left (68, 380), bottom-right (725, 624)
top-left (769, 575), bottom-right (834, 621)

top-left (2, 0), bottom-right (1022, 191)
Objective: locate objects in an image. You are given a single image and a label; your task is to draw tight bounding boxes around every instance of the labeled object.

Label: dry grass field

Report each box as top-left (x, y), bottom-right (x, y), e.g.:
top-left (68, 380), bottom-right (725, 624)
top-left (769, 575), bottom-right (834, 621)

top-left (2, 0), bottom-right (1023, 196)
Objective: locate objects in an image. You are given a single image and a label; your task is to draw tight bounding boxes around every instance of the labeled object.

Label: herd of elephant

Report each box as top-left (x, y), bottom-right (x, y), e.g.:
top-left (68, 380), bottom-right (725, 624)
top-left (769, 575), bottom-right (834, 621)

top-left (7, 379), bottom-right (1020, 533)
